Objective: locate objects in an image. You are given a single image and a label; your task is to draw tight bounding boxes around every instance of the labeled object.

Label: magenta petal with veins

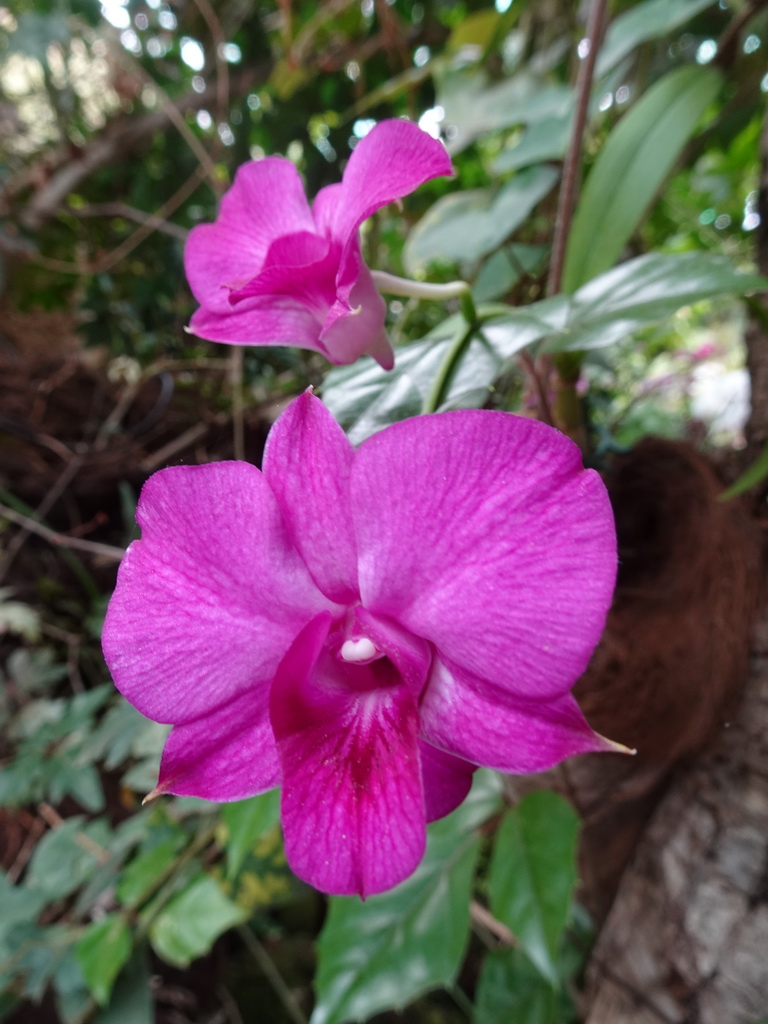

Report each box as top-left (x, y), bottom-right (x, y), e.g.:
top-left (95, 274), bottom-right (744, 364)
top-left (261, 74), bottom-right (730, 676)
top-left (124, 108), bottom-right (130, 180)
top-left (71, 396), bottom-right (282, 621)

top-left (102, 393), bottom-right (617, 896)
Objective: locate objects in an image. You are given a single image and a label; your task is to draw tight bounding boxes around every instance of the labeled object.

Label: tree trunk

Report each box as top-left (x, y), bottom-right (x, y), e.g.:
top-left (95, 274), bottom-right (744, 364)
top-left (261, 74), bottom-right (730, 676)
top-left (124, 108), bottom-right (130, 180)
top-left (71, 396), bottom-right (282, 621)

top-left (583, 602), bottom-right (768, 1023)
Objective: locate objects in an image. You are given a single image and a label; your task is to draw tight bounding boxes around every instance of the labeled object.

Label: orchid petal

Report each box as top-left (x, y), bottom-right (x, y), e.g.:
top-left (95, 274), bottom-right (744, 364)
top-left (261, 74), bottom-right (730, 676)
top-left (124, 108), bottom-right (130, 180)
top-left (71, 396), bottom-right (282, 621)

top-left (188, 296), bottom-right (331, 355)
top-left (228, 231), bottom-right (334, 306)
top-left (352, 411), bottom-right (617, 701)
top-left (313, 120), bottom-right (453, 245)
top-left (102, 462), bottom-right (334, 724)
top-left (419, 742), bottom-right (475, 822)
top-left (270, 614), bottom-right (425, 897)
top-left (157, 689), bottom-right (280, 801)
top-left (420, 658), bottom-right (614, 773)
top-left (262, 392), bottom-right (358, 604)
top-left (185, 159), bottom-right (315, 313)
top-left (320, 259), bottom-right (393, 369)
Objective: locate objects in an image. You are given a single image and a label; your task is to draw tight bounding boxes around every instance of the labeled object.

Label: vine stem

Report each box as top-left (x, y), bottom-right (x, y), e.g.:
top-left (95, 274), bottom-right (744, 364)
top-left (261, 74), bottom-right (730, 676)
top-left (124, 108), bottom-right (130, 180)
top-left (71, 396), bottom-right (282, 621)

top-left (546, 0), bottom-right (609, 298)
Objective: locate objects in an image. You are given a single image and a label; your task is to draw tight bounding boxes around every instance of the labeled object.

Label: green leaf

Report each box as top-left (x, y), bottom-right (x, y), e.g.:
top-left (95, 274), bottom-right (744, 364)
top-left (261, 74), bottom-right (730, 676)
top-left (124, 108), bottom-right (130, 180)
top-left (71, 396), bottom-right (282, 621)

top-left (436, 66), bottom-right (572, 155)
top-left (474, 244), bottom-right (548, 303)
top-left (220, 789), bottom-right (281, 880)
top-left (26, 818), bottom-right (112, 901)
top-left (563, 65), bottom-right (722, 292)
top-left (75, 915), bottom-right (132, 1006)
top-left (311, 771), bottom-right (503, 1024)
top-left (719, 440), bottom-right (768, 500)
top-left (473, 948), bottom-right (559, 1024)
top-left (489, 792), bottom-right (580, 985)
top-left (491, 116), bottom-right (572, 175)
top-left (0, 874), bottom-right (48, 957)
top-left (93, 950), bottom-right (153, 1024)
top-left (323, 306), bottom-right (558, 442)
top-left (548, 252), bottom-right (768, 353)
top-left (117, 836), bottom-right (185, 909)
top-left (404, 166), bottom-right (558, 273)
top-left (149, 874), bottom-right (247, 968)
top-left (596, 0), bottom-right (716, 78)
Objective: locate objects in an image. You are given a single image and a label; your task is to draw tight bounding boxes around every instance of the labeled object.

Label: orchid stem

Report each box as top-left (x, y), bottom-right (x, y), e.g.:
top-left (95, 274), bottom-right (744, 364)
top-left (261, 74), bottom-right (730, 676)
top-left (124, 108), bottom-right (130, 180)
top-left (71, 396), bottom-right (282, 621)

top-left (422, 316), bottom-right (477, 415)
top-left (371, 270), bottom-right (470, 301)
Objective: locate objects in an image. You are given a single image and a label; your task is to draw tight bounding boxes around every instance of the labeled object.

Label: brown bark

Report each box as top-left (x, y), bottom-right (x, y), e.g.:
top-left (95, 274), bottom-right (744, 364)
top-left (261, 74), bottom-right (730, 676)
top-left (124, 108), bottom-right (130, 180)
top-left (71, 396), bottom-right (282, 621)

top-left (583, 606), bottom-right (768, 1023)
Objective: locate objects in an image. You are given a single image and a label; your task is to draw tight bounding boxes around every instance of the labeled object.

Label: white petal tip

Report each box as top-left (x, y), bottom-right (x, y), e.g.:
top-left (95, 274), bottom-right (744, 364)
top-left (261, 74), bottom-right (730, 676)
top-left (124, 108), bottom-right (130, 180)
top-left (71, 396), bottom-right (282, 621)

top-left (142, 785), bottom-right (165, 805)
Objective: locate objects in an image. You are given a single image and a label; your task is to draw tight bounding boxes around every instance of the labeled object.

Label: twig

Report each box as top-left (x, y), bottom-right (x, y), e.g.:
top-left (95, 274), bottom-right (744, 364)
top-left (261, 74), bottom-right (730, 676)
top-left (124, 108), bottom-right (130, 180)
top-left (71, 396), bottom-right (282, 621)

top-left (519, 348), bottom-right (554, 426)
top-left (38, 803), bottom-right (111, 864)
top-left (68, 202), bottom-right (189, 241)
top-left (237, 925), bottom-right (308, 1024)
top-left (187, 0), bottom-right (229, 182)
top-left (470, 900), bottom-right (518, 947)
top-left (0, 502), bottom-right (125, 562)
top-left (31, 166), bottom-right (206, 276)
top-left (229, 347), bottom-right (245, 461)
top-left (140, 422), bottom-right (210, 473)
top-left (7, 815), bottom-right (46, 884)
top-left (546, 0), bottom-right (608, 297)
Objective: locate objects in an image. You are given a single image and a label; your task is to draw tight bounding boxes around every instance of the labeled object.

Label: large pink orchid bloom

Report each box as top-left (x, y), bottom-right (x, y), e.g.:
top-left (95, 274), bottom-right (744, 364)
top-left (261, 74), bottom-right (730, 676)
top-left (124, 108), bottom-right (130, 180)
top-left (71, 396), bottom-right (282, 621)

top-left (184, 120), bottom-right (453, 370)
top-left (102, 394), bottom-right (617, 898)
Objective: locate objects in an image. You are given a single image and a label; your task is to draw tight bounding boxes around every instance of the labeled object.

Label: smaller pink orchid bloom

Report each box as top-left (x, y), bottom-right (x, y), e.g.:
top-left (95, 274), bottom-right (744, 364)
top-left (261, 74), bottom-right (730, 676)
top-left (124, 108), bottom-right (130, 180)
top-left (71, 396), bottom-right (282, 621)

top-left (102, 394), bottom-right (618, 898)
top-left (184, 120), bottom-right (453, 369)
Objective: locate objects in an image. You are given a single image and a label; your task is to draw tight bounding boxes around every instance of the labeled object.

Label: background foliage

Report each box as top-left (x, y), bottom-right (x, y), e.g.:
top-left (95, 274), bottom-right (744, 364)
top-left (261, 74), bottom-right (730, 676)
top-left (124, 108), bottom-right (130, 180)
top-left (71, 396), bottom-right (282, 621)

top-left (1, 0), bottom-right (766, 1020)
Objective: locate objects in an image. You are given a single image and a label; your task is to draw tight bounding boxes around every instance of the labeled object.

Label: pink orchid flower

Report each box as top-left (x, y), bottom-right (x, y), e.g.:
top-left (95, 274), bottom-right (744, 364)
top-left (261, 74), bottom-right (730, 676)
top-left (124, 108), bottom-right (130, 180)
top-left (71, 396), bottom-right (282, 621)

top-left (184, 120), bottom-right (453, 370)
top-left (102, 394), bottom-right (617, 898)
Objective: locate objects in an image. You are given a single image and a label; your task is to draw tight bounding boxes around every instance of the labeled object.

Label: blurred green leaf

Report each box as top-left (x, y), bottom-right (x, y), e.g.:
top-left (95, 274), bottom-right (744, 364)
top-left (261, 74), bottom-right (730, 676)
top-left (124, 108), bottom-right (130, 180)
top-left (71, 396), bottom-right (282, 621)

top-left (311, 771), bottom-right (503, 1024)
top-left (117, 836), bottom-right (184, 909)
top-left (473, 948), bottom-right (559, 1024)
top-left (92, 950), bottom-right (153, 1024)
top-left (474, 244), bottom-right (549, 303)
top-left (491, 117), bottom-right (572, 175)
top-left (149, 874), bottom-right (247, 968)
top-left (404, 166), bottom-right (559, 273)
top-left (596, 0), bottom-right (716, 78)
top-left (75, 914), bottom-right (132, 1006)
top-left (563, 65), bottom-right (722, 292)
top-left (719, 440), bottom-right (768, 500)
top-left (489, 792), bottom-right (579, 985)
top-left (220, 789), bottom-right (281, 880)
top-left (26, 819), bottom-right (112, 901)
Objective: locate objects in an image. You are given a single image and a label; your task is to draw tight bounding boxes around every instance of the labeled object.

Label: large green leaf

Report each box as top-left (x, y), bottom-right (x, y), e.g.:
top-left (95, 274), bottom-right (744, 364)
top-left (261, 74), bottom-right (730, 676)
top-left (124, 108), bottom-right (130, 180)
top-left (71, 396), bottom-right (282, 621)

top-left (322, 305), bottom-right (560, 442)
top-left (310, 771), bottom-right (503, 1024)
top-left (473, 949), bottom-right (559, 1024)
top-left (403, 166), bottom-right (559, 274)
top-left (489, 792), bottom-right (579, 985)
top-left (149, 874), bottom-right (247, 968)
top-left (548, 251), bottom-right (768, 353)
top-left (327, 253), bottom-right (761, 438)
top-left (562, 65), bottom-right (722, 292)
top-left (75, 914), bottom-right (132, 1006)
top-left (596, 0), bottom-right (716, 78)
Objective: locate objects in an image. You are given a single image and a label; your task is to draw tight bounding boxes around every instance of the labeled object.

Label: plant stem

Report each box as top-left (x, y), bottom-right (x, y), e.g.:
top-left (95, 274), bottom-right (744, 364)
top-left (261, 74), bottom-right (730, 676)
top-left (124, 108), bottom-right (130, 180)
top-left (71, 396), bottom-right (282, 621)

top-left (237, 925), bottom-right (308, 1024)
top-left (546, 0), bottom-right (608, 298)
top-left (422, 319), bottom-right (477, 414)
top-left (371, 270), bottom-right (470, 301)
